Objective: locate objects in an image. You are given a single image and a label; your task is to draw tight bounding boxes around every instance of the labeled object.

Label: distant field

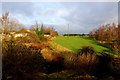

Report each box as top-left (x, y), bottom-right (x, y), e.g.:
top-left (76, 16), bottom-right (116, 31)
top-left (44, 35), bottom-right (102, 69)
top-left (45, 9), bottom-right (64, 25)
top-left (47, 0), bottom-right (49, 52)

top-left (53, 36), bottom-right (112, 53)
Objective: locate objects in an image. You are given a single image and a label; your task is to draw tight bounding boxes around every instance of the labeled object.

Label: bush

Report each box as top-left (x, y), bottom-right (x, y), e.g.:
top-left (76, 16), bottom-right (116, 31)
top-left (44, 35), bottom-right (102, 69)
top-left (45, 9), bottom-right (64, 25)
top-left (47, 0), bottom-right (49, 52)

top-left (64, 46), bottom-right (99, 75)
top-left (93, 53), bottom-right (113, 78)
top-left (77, 46), bottom-right (95, 55)
top-left (64, 53), bottom-right (77, 70)
top-left (76, 46), bottom-right (98, 74)
top-left (2, 41), bottom-right (47, 80)
top-left (109, 55), bottom-right (120, 79)
top-left (45, 54), bottom-right (64, 73)
top-left (51, 31), bottom-right (58, 37)
top-left (63, 46), bottom-right (120, 79)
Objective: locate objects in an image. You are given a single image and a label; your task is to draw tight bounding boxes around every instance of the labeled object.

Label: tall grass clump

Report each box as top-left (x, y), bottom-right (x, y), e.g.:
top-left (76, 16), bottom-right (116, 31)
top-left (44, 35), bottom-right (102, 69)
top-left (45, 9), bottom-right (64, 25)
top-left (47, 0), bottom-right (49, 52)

top-left (76, 46), bottom-right (99, 74)
top-left (64, 46), bottom-right (99, 75)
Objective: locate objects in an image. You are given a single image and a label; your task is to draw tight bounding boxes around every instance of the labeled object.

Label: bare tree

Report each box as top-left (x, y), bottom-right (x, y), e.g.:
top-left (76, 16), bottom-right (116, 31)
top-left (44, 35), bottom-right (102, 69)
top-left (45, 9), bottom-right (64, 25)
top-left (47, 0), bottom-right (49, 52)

top-left (89, 23), bottom-right (119, 53)
top-left (0, 12), bottom-right (25, 34)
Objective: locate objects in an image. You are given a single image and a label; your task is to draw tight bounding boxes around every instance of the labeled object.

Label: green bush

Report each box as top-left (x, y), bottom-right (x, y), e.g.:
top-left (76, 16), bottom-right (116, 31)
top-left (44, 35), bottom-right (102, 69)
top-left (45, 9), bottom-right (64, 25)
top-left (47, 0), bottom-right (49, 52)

top-left (35, 24), bottom-right (45, 41)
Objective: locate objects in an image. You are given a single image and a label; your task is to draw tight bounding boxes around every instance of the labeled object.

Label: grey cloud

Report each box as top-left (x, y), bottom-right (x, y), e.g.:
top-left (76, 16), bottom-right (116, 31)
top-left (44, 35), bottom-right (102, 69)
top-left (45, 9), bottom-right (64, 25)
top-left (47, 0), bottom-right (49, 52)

top-left (38, 8), bottom-right (55, 16)
top-left (60, 2), bottom-right (118, 33)
top-left (2, 2), bottom-right (34, 17)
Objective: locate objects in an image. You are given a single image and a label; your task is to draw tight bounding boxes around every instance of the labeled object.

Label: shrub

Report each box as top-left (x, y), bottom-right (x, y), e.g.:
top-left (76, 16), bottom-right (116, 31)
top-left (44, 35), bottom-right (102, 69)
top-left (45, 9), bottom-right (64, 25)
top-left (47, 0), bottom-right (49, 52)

top-left (77, 46), bottom-right (95, 55)
top-left (77, 53), bottom-right (98, 74)
top-left (47, 56), bottom-right (64, 73)
top-left (64, 46), bottom-right (99, 75)
top-left (64, 53), bottom-right (77, 70)
top-left (2, 41), bottom-right (47, 80)
top-left (30, 42), bottom-right (50, 50)
top-left (109, 55), bottom-right (120, 79)
top-left (76, 46), bottom-right (98, 74)
top-left (51, 31), bottom-right (59, 37)
top-left (35, 24), bottom-right (45, 41)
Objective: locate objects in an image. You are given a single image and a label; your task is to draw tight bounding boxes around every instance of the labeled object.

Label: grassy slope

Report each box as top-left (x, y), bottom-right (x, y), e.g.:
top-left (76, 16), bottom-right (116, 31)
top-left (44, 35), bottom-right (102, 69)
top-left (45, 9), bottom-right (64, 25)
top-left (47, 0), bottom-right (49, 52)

top-left (53, 36), bottom-right (111, 53)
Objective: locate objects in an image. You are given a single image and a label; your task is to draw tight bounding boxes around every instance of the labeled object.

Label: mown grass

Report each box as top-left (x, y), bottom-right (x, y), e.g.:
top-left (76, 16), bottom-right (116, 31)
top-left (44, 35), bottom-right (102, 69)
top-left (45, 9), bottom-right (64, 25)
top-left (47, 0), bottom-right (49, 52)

top-left (53, 36), bottom-right (113, 54)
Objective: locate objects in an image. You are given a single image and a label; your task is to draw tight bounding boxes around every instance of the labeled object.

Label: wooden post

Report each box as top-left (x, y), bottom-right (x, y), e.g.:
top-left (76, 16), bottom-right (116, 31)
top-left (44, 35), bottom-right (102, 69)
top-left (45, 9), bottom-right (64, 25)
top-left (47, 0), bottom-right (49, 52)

top-left (68, 24), bottom-right (70, 37)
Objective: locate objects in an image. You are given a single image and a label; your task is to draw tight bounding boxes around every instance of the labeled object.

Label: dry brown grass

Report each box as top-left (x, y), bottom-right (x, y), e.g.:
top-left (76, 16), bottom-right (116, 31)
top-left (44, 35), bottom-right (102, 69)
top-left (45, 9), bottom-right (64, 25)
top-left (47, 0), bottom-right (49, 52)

top-left (77, 53), bottom-right (99, 74)
top-left (64, 46), bottom-right (99, 75)
top-left (40, 41), bottom-right (71, 62)
top-left (48, 41), bottom-right (71, 53)
top-left (41, 48), bottom-right (54, 62)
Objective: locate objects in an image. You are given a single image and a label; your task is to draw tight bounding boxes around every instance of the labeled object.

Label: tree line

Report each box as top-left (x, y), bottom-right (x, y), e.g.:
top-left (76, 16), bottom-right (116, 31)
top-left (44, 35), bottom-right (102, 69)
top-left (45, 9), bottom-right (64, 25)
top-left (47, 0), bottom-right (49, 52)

top-left (89, 23), bottom-right (119, 41)
top-left (0, 13), bottom-right (58, 40)
top-left (89, 23), bottom-right (120, 54)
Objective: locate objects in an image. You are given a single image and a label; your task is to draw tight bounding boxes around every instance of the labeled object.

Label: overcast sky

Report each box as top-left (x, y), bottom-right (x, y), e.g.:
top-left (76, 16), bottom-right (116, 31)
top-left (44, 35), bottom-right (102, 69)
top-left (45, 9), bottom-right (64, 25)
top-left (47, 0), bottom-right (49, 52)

top-left (1, 2), bottom-right (118, 34)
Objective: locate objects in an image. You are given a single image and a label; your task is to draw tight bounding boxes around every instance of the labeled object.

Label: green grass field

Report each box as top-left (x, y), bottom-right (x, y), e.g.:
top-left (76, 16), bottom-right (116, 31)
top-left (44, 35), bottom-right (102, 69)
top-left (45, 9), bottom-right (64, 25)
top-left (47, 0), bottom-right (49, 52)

top-left (53, 36), bottom-right (112, 53)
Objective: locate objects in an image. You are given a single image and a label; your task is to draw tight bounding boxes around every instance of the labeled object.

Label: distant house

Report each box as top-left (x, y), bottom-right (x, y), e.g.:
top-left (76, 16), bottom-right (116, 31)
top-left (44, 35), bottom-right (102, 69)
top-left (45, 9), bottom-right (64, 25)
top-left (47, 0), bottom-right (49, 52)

top-left (44, 33), bottom-right (51, 36)
top-left (63, 34), bottom-right (89, 36)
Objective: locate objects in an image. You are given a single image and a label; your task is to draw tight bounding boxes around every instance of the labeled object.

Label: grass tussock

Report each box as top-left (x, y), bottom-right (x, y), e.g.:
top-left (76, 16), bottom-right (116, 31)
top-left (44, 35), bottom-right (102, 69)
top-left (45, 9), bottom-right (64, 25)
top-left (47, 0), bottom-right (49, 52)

top-left (64, 46), bottom-right (99, 75)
